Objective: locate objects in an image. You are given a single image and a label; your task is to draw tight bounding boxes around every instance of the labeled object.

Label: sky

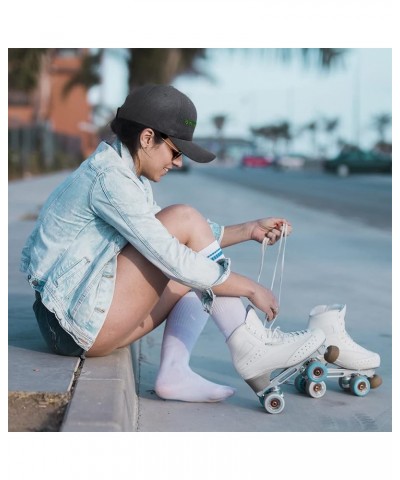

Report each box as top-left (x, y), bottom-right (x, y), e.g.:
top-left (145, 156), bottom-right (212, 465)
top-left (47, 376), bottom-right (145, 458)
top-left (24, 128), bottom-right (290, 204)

top-left (95, 48), bottom-right (392, 156)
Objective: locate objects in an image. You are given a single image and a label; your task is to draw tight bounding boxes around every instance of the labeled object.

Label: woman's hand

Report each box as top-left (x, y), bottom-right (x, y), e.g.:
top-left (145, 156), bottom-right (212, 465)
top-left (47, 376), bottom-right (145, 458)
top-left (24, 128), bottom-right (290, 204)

top-left (249, 217), bottom-right (292, 245)
top-left (249, 283), bottom-right (279, 322)
top-left (212, 272), bottom-right (278, 321)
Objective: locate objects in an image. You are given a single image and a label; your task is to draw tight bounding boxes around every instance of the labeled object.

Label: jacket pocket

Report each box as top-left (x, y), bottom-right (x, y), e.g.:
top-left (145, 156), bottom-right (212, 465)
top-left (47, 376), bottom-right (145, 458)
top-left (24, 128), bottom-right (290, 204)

top-left (54, 257), bottom-right (90, 297)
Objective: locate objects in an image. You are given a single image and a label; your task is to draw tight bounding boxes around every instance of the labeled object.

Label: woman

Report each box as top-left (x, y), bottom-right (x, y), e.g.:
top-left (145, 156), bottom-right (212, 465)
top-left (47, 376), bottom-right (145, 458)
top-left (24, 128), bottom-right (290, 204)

top-left (21, 84), bottom-right (326, 403)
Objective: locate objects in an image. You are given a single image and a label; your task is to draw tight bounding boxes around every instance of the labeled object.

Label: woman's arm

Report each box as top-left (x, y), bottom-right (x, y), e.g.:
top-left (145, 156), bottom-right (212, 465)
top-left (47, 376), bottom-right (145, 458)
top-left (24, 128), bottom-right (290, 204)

top-left (212, 271), bottom-right (278, 321)
top-left (220, 217), bottom-right (292, 248)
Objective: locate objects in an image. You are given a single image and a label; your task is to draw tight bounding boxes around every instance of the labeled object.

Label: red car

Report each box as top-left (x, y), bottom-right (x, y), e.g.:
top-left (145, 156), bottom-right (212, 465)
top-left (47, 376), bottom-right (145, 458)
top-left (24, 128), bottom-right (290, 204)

top-left (241, 154), bottom-right (274, 168)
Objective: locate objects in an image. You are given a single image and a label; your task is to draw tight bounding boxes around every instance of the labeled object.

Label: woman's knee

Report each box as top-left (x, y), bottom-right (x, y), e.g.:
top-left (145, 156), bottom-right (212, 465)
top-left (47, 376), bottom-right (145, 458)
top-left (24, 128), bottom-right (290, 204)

top-left (156, 204), bottom-right (213, 246)
top-left (158, 204), bottom-right (201, 224)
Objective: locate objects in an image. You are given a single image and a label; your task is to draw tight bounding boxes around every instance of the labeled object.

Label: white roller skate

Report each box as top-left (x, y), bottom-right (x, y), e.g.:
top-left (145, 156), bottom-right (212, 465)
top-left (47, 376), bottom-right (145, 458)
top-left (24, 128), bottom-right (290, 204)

top-left (227, 306), bottom-right (329, 413)
top-left (307, 304), bottom-right (382, 397)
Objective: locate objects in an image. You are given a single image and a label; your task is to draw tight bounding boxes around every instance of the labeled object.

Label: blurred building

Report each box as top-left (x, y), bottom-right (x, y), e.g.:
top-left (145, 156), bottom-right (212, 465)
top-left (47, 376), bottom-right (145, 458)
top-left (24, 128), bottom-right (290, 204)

top-left (8, 49), bottom-right (98, 162)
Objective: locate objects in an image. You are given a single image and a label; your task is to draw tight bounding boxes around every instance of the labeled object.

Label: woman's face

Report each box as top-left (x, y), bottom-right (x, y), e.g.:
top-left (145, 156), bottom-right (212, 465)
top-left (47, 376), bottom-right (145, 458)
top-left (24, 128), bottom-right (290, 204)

top-left (137, 129), bottom-right (183, 181)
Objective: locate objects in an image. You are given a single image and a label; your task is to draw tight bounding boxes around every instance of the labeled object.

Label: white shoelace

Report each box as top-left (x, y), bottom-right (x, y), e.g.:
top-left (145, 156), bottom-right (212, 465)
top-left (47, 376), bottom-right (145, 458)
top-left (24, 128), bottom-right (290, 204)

top-left (257, 223), bottom-right (288, 329)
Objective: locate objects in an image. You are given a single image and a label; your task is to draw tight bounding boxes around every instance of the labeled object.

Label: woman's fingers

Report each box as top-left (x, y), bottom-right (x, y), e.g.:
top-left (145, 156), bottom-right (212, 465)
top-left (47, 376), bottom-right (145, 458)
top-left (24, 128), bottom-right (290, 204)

top-left (267, 303), bottom-right (279, 322)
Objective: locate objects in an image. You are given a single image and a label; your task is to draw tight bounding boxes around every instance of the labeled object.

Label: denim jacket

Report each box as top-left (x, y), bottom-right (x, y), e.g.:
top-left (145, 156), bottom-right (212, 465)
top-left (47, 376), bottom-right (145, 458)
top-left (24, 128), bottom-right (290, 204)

top-left (20, 140), bottom-right (230, 350)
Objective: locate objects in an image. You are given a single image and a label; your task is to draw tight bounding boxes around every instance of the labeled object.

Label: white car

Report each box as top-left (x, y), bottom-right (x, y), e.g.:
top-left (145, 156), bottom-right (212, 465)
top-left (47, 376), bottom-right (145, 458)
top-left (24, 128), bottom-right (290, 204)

top-left (275, 154), bottom-right (306, 170)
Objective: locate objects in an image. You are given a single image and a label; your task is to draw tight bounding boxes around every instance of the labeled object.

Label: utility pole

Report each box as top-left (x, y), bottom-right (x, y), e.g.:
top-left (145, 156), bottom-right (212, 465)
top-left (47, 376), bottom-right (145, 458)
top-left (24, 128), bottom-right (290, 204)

top-left (353, 50), bottom-right (361, 148)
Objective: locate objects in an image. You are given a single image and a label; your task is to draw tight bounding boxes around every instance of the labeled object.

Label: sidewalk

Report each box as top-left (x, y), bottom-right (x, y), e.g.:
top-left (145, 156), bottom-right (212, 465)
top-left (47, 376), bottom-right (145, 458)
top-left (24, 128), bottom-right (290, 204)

top-left (8, 169), bottom-right (392, 432)
top-left (8, 171), bottom-right (138, 432)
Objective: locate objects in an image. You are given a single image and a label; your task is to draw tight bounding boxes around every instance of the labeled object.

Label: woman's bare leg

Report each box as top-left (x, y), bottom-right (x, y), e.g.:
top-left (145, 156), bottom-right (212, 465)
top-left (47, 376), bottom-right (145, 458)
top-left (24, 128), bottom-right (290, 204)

top-left (87, 204), bottom-right (215, 356)
top-left (117, 279), bottom-right (191, 348)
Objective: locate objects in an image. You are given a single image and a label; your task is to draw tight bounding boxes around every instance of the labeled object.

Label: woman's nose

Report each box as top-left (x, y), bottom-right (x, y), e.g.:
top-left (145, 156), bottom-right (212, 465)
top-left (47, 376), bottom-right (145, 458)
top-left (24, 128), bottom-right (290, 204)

top-left (173, 156), bottom-right (183, 168)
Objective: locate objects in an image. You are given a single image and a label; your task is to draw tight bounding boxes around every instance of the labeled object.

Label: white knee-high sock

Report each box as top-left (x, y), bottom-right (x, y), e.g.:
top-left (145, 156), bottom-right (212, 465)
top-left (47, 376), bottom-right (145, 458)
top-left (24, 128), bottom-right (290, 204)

top-left (198, 241), bottom-right (248, 340)
top-left (155, 291), bottom-right (236, 402)
top-left (209, 296), bottom-right (248, 339)
top-left (190, 293), bottom-right (247, 340)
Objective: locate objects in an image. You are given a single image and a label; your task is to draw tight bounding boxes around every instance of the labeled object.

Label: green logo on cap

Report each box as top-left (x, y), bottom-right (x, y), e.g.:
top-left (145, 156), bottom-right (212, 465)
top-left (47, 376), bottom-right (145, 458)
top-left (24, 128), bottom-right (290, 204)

top-left (184, 119), bottom-right (196, 128)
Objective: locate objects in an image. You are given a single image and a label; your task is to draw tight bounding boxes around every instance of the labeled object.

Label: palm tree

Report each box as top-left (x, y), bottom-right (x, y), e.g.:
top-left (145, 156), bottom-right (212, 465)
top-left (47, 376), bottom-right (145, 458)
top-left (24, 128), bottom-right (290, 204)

top-left (263, 48), bottom-right (347, 71)
top-left (212, 114), bottom-right (228, 161)
top-left (251, 121), bottom-right (292, 157)
top-left (299, 120), bottom-right (319, 158)
top-left (371, 113), bottom-right (392, 143)
top-left (8, 48), bottom-right (48, 93)
top-left (322, 117), bottom-right (340, 157)
top-left (9, 48), bottom-right (348, 105)
top-left (276, 121), bottom-right (292, 154)
top-left (126, 48), bottom-right (208, 88)
top-left (63, 50), bottom-right (102, 97)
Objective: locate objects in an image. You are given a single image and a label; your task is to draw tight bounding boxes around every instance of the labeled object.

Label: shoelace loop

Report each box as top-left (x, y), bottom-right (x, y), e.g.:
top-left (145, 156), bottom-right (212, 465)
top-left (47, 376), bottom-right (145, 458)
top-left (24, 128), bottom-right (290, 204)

top-left (257, 222), bottom-right (288, 329)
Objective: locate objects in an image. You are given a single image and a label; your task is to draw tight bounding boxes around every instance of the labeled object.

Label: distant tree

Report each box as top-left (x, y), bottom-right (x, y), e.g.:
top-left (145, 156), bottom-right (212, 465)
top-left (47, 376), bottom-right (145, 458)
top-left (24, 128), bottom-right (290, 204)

top-left (251, 121), bottom-right (292, 156)
top-left (212, 114), bottom-right (228, 161)
top-left (212, 114), bottom-right (227, 134)
top-left (322, 117), bottom-right (340, 157)
top-left (9, 48), bottom-right (348, 95)
top-left (230, 48), bottom-right (347, 70)
top-left (371, 113), bottom-right (392, 144)
top-left (63, 50), bottom-right (102, 97)
top-left (126, 48), bottom-right (208, 87)
top-left (277, 121), bottom-right (292, 154)
top-left (8, 48), bottom-right (48, 92)
top-left (8, 48), bottom-right (350, 131)
top-left (299, 120), bottom-right (319, 157)
top-left (295, 48), bottom-right (347, 71)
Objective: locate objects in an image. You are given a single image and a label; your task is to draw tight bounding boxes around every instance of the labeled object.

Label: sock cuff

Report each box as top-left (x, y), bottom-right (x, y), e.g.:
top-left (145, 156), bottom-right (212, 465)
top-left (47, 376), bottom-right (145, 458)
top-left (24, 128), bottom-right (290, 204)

top-left (199, 240), bottom-right (225, 262)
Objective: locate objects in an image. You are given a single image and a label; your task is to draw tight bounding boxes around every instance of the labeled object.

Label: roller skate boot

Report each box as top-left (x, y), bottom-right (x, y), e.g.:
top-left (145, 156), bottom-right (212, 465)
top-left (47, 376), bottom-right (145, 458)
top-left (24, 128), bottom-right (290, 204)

top-left (308, 304), bottom-right (382, 396)
top-left (226, 306), bottom-right (328, 413)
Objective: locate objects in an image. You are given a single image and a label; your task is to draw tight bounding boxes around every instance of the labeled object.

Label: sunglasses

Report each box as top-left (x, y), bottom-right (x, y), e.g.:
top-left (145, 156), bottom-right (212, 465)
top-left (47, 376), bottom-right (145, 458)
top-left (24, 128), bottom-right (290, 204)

top-left (162, 138), bottom-right (183, 160)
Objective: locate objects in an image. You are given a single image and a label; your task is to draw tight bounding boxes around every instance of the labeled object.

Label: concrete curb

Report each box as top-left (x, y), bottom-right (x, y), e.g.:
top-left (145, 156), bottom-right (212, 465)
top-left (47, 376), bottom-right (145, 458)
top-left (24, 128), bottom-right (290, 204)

top-left (61, 343), bottom-right (139, 432)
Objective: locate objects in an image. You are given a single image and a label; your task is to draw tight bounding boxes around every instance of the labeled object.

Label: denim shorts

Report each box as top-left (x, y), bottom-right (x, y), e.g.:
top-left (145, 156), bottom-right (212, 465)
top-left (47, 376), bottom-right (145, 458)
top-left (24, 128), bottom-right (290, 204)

top-left (33, 291), bottom-right (85, 357)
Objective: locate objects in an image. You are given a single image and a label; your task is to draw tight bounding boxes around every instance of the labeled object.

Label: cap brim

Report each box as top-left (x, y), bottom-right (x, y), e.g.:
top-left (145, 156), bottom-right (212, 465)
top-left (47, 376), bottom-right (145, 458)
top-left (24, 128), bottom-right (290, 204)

top-left (170, 137), bottom-right (216, 163)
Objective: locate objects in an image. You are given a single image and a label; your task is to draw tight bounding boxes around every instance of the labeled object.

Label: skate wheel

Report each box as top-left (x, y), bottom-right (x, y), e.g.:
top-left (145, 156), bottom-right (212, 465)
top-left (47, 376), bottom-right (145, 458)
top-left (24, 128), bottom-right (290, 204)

top-left (350, 375), bottom-right (370, 397)
top-left (338, 376), bottom-right (351, 390)
top-left (369, 374), bottom-right (382, 389)
top-left (324, 345), bottom-right (340, 363)
top-left (294, 375), bottom-right (307, 393)
top-left (264, 392), bottom-right (285, 414)
top-left (306, 380), bottom-right (327, 399)
top-left (306, 361), bottom-right (328, 382)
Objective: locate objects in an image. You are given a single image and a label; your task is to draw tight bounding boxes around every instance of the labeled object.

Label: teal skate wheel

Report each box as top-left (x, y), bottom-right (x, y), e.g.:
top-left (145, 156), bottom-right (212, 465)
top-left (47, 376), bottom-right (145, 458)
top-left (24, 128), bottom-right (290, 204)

top-left (263, 392), bottom-right (285, 414)
top-left (294, 374), bottom-right (307, 393)
top-left (306, 361), bottom-right (328, 382)
top-left (350, 376), bottom-right (371, 397)
top-left (306, 380), bottom-right (327, 399)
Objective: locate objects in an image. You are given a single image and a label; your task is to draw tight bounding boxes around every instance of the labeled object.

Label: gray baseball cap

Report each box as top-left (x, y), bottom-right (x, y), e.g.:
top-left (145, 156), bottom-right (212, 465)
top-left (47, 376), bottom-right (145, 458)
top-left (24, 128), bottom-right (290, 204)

top-left (117, 84), bottom-right (215, 163)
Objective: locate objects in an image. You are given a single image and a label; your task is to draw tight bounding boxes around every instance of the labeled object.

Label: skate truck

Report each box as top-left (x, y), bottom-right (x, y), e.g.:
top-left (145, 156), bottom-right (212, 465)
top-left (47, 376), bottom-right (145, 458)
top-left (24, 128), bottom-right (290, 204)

top-left (260, 342), bottom-right (382, 414)
top-left (303, 304), bottom-right (383, 398)
top-left (293, 345), bottom-right (382, 399)
top-left (258, 344), bottom-right (338, 414)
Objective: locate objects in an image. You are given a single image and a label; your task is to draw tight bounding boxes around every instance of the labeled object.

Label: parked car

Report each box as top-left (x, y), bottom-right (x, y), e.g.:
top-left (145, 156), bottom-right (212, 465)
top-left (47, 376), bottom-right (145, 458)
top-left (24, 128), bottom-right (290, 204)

top-left (241, 154), bottom-right (274, 168)
top-left (324, 149), bottom-right (392, 177)
top-left (275, 153), bottom-right (306, 170)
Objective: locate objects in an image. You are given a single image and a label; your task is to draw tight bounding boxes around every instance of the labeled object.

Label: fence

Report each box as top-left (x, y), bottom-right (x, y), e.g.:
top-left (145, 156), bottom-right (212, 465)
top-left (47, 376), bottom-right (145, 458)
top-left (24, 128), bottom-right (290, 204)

top-left (8, 124), bottom-right (84, 180)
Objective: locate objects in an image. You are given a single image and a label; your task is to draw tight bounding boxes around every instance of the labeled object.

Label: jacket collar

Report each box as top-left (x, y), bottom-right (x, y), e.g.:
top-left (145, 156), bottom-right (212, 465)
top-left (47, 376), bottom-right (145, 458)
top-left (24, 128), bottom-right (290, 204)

top-left (110, 139), bottom-right (137, 176)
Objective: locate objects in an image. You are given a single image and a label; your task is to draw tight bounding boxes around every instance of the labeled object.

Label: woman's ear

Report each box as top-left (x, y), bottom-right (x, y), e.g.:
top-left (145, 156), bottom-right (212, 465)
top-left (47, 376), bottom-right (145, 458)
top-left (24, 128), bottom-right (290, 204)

top-left (140, 128), bottom-right (154, 149)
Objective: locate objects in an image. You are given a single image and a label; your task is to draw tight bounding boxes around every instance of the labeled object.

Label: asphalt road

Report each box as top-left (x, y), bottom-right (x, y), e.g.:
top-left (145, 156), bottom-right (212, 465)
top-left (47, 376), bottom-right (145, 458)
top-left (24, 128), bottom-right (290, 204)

top-left (196, 167), bottom-right (392, 231)
top-left (140, 167), bottom-right (392, 432)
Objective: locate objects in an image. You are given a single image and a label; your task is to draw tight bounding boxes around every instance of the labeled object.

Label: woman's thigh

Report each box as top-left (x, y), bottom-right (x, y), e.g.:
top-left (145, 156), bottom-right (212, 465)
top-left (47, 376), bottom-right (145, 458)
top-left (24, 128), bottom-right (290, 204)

top-left (87, 204), bottom-right (213, 356)
top-left (87, 243), bottom-right (169, 356)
